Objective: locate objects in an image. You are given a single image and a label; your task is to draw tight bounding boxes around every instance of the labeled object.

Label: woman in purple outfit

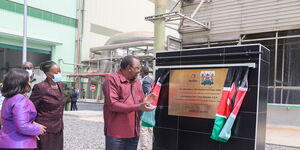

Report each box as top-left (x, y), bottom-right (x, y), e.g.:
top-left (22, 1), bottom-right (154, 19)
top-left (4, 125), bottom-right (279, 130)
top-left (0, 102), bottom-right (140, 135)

top-left (0, 68), bottom-right (46, 150)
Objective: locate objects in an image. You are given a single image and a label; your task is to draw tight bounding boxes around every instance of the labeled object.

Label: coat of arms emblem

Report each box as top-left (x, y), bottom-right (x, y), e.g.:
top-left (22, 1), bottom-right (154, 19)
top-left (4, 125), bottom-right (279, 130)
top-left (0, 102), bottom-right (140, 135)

top-left (200, 71), bottom-right (215, 86)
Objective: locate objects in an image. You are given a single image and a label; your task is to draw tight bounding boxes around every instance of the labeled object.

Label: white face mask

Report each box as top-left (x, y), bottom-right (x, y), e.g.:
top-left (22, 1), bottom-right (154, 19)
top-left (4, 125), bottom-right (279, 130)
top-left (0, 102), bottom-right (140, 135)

top-left (137, 73), bottom-right (142, 79)
top-left (52, 73), bottom-right (62, 83)
top-left (26, 69), bottom-right (33, 77)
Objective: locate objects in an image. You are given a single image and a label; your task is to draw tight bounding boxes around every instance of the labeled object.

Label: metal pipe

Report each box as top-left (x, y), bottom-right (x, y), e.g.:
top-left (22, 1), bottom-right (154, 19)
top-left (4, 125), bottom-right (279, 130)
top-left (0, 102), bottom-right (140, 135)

top-left (74, 0), bottom-right (84, 90)
top-left (22, 0), bottom-right (28, 63)
top-left (238, 35), bottom-right (246, 45)
top-left (242, 34), bottom-right (300, 42)
top-left (273, 31), bottom-right (278, 103)
top-left (98, 32), bottom-right (153, 73)
top-left (87, 77), bottom-right (91, 99)
top-left (104, 32), bottom-right (153, 45)
top-left (167, 18), bottom-right (183, 21)
top-left (78, 77), bottom-right (82, 98)
top-left (280, 39), bottom-right (285, 103)
top-left (91, 41), bottom-right (154, 52)
top-left (170, 0), bottom-right (181, 13)
top-left (270, 86), bottom-right (300, 90)
top-left (81, 0), bottom-right (85, 37)
top-left (145, 11), bottom-right (179, 21)
top-left (156, 63), bottom-right (256, 69)
top-left (177, 13), bottom-right (208, 29)
top-left (156, 51), bottom-right (262, 59)
top-left (285, 45), bottom-right (293, 104)
top-left (87, 55), bottom-right (154, 62)
top-left (179, 27), bottom-right (209, 33)
top-left (89, 32), bottom-right (154, 73)
top-left (191, 0), bottom-right (205, 19)
top-left (99, 77), bottom-right (103, 100)
top-left (58, 59), bottom-right (89, 66)
top-left (267, 103), bottom-right (300, 107)
top-left (76, 0), bottom-right (82, 74)
top-left (67, 73), bottom-right (109, 77)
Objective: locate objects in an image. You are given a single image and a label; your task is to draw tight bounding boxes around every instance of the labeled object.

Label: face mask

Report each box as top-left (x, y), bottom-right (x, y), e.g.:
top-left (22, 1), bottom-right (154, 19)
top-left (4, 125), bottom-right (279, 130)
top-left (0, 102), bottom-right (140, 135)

top-left (52, 73), bottom-right (62, 83)
top-left (137, 73), bottom-right (142, 79)
top-left (26, 69), bottom-right (33, 77)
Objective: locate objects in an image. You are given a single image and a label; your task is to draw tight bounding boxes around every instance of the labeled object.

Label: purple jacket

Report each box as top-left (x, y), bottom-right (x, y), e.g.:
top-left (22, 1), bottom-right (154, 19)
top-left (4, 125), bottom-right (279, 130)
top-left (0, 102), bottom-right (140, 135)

top-left (0, 94), bottom-right (40, 149)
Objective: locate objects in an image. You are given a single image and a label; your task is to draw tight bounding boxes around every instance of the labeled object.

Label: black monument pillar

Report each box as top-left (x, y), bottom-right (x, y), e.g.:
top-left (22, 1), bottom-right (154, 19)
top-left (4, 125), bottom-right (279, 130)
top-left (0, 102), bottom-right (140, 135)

top-left (153, 44), bottom-right (270, 150)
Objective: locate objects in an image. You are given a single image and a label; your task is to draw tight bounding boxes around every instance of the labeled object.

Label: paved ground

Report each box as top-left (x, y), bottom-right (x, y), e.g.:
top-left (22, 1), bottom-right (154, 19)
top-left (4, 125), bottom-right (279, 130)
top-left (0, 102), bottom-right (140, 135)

top-left (63, 102), bottom-right (300, 150)
top-left (265, 145), bottom-right (300, 150)
top-left (266, 125), bottom-right (300, 148)
top-left (74, 102), bottom-right (103, 111)
top-left (64, 110), bottom-right (104, 150)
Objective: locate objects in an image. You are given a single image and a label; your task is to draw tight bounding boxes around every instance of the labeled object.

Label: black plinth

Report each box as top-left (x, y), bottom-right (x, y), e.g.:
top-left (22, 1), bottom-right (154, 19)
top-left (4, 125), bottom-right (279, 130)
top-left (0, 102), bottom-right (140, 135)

top-left (153, 44), bottom-right (270, 150)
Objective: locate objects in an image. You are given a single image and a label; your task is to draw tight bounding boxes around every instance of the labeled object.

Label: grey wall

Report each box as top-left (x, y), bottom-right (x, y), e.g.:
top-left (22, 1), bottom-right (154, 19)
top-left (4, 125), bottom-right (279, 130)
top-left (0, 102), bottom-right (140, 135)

top-left (181, 0), bottom-right (300, 44)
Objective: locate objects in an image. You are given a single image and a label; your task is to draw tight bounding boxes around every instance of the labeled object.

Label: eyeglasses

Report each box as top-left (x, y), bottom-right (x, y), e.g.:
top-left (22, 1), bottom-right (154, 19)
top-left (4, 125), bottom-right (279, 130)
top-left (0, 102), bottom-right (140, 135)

top-left (130, 65), bottom-right (141, 71)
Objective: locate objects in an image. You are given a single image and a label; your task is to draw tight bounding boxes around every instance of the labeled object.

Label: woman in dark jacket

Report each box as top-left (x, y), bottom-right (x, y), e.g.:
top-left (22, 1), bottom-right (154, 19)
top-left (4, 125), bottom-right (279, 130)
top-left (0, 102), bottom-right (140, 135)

top-left (30, 61), bottom-right (65, 150)
top-left (0, 68), bottom-right (46, 149)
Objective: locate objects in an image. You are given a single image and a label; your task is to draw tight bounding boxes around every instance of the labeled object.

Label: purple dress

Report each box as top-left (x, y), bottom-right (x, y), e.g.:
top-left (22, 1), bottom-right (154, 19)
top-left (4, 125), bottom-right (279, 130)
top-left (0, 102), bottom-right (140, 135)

top-left (0, 94), bottom-right (40, 149)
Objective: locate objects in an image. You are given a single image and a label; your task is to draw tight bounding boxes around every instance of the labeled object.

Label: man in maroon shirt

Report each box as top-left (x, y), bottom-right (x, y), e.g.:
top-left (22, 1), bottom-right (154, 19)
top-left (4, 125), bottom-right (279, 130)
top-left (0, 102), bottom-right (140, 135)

top-left (103, 55), bottom-right (156, 150)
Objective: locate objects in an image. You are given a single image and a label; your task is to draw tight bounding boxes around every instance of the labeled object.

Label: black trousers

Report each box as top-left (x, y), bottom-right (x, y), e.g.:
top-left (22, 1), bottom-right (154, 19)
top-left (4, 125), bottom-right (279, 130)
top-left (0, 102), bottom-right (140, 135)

top-left (105, 136), bottom-right (139, 150)
top-left (71, 101), bottom-right (78, 111)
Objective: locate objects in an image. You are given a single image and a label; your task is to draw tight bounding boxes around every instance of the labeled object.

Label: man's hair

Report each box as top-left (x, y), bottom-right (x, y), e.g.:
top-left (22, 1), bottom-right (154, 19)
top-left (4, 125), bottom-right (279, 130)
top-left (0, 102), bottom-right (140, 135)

top-left (40, 61), bottom-right (57, 73)
top-left (21, 61), bottom-right (34, 70)
top-left (1, 68), bottom-right (30, 98)
top-left (120, 55), bottom-right (139, 69)
top-left (141, 66), bottom-right (149, 75)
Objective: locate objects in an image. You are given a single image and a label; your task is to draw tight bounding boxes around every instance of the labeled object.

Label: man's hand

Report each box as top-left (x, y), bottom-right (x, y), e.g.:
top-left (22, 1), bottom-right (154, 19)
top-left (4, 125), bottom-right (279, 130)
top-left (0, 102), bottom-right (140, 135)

top-left (139, 103), bottom-right (155, 112)
top-left (143, 93), bottom-right (157, 104)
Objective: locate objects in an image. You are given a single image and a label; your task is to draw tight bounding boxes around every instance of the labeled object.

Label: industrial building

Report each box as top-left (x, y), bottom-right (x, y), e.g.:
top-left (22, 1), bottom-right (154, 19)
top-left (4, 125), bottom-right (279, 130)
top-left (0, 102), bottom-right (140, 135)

top-left (0, 0), bottom-right (77, 83)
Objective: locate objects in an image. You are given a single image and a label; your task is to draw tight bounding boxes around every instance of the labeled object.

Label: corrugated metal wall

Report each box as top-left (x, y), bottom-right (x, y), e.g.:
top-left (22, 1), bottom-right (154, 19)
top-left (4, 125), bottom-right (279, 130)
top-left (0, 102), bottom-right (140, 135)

top-left (181, 0), bottom-right (300, 45)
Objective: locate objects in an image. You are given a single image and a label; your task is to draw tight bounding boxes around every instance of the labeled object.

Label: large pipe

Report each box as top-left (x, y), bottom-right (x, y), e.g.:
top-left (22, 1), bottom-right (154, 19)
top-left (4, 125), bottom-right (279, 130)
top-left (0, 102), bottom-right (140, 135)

top-left (91, 41), bottom-right (154, 52)
top-left (76, 0), bottom-right (83, 74)
top-left (87, 54), bottom-right (154, 62)
top-left (104, 32), bottom-right (153, 45)
top-left (74, 0), bottom-right (83, 90)
top-left (91, 32), bottom-right (154, 73)
top-left (154, 0), bottom-right (166, 52)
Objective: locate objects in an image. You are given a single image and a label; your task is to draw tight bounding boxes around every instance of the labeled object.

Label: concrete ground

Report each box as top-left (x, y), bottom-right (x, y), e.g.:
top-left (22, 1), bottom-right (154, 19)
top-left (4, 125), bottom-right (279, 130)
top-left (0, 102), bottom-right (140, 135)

top-left (63, 102), bottom-right (300, 150)
top-left (266, 125), bottom-right (300, 149)
top-left (64, 110), bottom-right (104, 150)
